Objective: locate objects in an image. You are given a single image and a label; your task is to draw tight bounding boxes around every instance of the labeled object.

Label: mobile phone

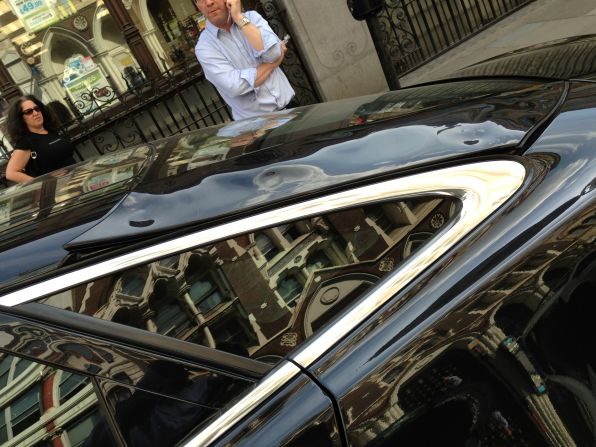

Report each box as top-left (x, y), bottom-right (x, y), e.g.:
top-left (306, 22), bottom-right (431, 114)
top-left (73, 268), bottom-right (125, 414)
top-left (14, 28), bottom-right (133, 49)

top-left (282, 34), bottom-right (290, 44)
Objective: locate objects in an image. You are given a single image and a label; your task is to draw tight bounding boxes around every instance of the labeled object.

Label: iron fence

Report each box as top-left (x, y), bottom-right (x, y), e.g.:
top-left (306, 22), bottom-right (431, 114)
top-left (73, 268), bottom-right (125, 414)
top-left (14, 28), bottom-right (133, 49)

top-left (369, 0), bottom-right (534, 83)
top-left (253, 0), bottom-right (322, 106)
top-left (57, 59), bottom-right (232, 160)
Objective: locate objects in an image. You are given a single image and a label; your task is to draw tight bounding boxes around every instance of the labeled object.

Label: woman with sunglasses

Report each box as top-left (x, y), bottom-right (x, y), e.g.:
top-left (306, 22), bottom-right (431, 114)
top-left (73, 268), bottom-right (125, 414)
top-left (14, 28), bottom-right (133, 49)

top-left (5, 95), bottom-right (75, 184)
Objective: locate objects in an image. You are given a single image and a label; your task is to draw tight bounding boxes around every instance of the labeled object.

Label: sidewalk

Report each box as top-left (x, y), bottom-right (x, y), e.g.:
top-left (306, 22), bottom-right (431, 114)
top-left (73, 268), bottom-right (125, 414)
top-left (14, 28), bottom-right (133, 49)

top-left (400, 0), bottom-right (596, 86)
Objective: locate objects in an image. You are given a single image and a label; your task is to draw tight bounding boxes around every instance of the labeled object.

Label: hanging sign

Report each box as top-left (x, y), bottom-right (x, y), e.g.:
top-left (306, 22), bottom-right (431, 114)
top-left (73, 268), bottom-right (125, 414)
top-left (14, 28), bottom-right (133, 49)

top-left (9, 0), bottom-right (77, 33)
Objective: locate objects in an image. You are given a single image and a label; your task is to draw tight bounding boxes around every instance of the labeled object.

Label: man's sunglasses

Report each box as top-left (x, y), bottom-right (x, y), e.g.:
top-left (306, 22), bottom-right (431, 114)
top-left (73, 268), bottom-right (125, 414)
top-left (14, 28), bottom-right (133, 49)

top-left (21, 106), bottom-right (41, 116)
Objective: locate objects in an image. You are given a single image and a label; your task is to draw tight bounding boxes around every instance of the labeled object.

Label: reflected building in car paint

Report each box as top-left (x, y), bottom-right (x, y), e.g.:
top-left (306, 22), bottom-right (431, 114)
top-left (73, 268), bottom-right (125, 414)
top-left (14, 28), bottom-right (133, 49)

top-left (0, 351), bottom-right (108, 446)
top-left (40, 196), bottom-right (458, 364)
top-left (328, 210), bottom-right (596, 446)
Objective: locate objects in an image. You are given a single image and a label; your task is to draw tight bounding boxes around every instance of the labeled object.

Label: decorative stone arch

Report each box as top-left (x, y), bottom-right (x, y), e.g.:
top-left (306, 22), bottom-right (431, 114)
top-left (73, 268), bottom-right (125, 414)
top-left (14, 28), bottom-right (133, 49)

top-left (92, 3), bottom-right (118, 54)
top-left (91, 2), bottom-right (136, 91)
top-left (136, 0), bottom-right (170, 69)
top-left (40, 27), bottom-right (94, 78)
top-left (39, 27), bottom-right (96, 104)
top-left (138, 0), bottom-right (153, 31)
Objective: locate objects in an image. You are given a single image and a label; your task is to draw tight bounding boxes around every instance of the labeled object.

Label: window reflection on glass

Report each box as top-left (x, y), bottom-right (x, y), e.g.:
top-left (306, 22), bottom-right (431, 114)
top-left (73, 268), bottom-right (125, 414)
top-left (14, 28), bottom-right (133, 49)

top-left (366, 204), bottom-right (397, 234)
top-left (279, 223), bottom-right (301, 244)
top-left (189, 278), bottom-right (224, 314)
top-left (159, 255), bottom-right (179, 269)
top-left (278, 274), bottom-right (304, 307)
top-left (305, 250), bottom-right (332, 273)
top-left (255, 232), bottom-right (279, 261)
top-left (0, 353), bottom-right (115, 446)
top-left (0, 145), bottom-right (152, 233)
top-left (59, 371), bottom-right (90, 405)
top-left (39, 196), bottom-right (460, 363)
top-left (120, 275), bottom-right (146, 297)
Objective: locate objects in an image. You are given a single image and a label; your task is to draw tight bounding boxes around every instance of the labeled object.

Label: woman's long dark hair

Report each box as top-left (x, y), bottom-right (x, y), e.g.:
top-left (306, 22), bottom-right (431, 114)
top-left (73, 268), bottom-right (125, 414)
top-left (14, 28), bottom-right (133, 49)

top-left (6, 95), bottom-right (59, 144)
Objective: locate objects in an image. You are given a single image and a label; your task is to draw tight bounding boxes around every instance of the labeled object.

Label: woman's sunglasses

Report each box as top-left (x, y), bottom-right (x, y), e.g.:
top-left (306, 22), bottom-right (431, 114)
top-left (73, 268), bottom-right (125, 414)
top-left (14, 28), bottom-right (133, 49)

top-left (21, 106), bottom-right (41, 116)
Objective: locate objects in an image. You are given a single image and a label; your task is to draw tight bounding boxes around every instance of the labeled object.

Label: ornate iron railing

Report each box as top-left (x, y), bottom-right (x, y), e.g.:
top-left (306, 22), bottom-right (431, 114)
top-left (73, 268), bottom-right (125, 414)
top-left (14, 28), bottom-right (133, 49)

top-left (252, 0), bottom-right (322, 106)
top-left (57, 59), bottom-right (232, 160)
top-left (368, 0), bottom-right (534, 86)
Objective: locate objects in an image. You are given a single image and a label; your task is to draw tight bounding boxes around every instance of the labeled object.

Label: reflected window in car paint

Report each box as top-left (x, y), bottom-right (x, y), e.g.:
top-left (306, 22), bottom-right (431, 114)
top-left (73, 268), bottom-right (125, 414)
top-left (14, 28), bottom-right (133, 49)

top-left (36, 196), bottom-right (459, 364)
top-left (0, 352), bottom-right (117, 446)
top-left (0, 145), bottom-right (152, 233)
top-left (151, 113), bottom-right (300, 177)
top-left (347, 81), bottom-right (560, 125)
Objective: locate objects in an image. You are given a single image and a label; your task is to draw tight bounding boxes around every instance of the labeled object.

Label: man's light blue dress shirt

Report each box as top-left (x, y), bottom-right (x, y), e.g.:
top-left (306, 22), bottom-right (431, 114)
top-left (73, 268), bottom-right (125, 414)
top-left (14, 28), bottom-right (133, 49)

top-left (195, 11), bottom-right (295, 121)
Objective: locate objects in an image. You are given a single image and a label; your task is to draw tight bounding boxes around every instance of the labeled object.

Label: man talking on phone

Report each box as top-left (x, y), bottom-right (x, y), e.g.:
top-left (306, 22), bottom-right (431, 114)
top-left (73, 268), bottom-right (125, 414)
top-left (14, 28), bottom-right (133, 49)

top-left (194, 0), bottom-right (295, 120)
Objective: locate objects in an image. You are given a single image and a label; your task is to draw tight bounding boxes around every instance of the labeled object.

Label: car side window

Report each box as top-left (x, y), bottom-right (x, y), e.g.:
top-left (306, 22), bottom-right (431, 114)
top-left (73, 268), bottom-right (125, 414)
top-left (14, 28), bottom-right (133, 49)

top-left (38, 196), bottom-right (459, 363)
top-left (0, 352), bottom-right (117, 446)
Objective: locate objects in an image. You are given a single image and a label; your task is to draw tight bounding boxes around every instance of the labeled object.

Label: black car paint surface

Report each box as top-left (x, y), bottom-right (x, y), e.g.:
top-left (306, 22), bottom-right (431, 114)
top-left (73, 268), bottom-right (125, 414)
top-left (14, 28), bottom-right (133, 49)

top-left (0, 39), bottom-right (594, 447)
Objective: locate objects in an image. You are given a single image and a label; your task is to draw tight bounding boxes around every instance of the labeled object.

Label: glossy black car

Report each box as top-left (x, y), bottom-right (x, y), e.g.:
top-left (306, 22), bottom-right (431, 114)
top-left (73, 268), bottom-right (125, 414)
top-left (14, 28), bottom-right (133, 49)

top-left (0, 38), bottom-right (595, 447)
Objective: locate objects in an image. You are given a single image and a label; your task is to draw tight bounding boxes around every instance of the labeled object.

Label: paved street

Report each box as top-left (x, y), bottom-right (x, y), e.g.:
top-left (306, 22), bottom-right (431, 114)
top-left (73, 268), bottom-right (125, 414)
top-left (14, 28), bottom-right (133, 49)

top-left (401, 0), bottom-right (596, 86)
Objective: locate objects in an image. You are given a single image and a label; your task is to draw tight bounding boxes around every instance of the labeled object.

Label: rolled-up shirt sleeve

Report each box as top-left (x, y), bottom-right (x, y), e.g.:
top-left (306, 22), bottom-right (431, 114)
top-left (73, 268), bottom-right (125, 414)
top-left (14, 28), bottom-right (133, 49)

top-left (245, 11), bottom-right (282, 63)
top-left (196, 44), bottom-right (257, 95)
top-left (194, 11), bottom-right (294, 120)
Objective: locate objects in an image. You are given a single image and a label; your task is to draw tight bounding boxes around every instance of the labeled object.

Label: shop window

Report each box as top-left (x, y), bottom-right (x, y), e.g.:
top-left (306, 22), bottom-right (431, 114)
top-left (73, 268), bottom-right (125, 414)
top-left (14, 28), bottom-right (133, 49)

top-left (39, 196), bottom-right (460, 363)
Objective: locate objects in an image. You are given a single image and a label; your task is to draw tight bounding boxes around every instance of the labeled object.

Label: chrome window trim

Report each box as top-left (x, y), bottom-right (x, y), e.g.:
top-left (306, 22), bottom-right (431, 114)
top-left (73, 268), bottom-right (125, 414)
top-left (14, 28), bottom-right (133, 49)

top-left (184, 361), bottom-right (301, 446)
top-left (0, 161), bottom-right (525, 447)
top-left (0, 161), bottom-right (523, 308)
top-left (183, 161), bottom-right (526, 446)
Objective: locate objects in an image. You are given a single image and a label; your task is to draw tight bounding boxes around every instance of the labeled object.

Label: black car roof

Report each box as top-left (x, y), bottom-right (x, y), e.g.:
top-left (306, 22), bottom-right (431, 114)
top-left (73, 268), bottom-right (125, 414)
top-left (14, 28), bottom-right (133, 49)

top-left (0, 78), bottom-right (564, 287)
top-left (446, 34), bottom-right (596, 81)
top-left (69, 79), bottom-right (563, 247)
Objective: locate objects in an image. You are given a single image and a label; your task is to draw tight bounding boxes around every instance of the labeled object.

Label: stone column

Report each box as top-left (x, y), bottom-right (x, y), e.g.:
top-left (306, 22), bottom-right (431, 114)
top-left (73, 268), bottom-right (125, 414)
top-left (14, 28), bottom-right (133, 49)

top-left (0, 61), bottom-right (21, 103)
top-left (277, 0), bottom-right (387, 101)
top-left (102, 0), bottom-right (161, 79)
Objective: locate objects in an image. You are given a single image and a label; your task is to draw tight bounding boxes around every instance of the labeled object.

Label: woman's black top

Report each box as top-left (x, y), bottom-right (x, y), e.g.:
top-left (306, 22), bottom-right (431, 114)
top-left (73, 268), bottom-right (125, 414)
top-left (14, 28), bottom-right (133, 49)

top-left (15, 131), bottom-right (76, 177)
